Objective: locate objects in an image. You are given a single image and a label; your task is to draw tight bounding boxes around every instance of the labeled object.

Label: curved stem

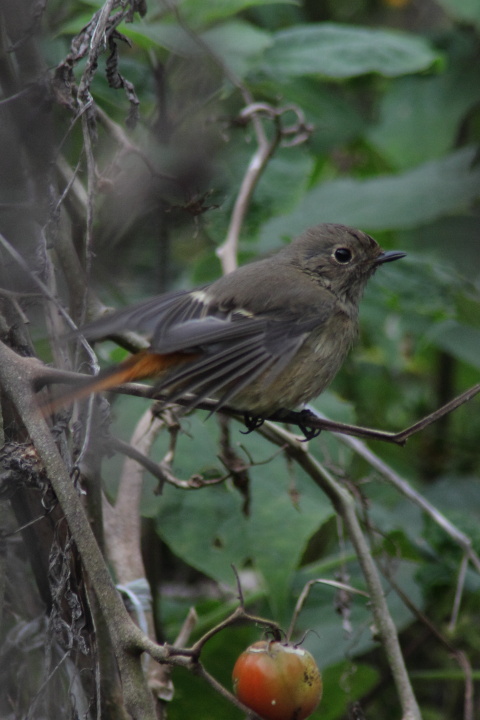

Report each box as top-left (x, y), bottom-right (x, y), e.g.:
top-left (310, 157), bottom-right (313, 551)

top-left (258, 422), bottom-right (422, 720)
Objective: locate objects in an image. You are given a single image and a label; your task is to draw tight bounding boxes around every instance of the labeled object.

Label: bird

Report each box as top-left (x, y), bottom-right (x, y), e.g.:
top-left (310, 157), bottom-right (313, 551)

top-left (41, 223), bottom-right (405, 431)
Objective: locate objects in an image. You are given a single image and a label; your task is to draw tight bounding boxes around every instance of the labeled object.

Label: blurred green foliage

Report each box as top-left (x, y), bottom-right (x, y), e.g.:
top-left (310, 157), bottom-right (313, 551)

top-left (6, 0), bottom-right (480, 717)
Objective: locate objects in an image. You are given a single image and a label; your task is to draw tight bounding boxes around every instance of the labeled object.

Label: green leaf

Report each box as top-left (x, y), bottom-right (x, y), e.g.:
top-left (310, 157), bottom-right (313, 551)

top-left (202, 20), bottom-right (273, 79)
top-left (435, 0), bottom-right (480, 26)
top-left (151, 416), bottom-right (334, 619)
top-left (178, 0), bottom-right (298, 27)
top-left (427, 319), bottom-right (480, 369)
top-left (398, 216), bottom-right (480, 280)
top-left (368, 51), bottom-right (480, 168)
top-left (317, 662), bottom-right (379, 720)
top-left (262, 23), bottom-right (442, 80)
top-left (248, 458), bottom-right (334, 619)
top-left (118, 19), bottom-right (272, 79)
top-left (117, 21), bottom-right (197, 54)
top-left (258, 147), bottom-right (480, 247)
top-left (154, 481), bottom-right (249, 582)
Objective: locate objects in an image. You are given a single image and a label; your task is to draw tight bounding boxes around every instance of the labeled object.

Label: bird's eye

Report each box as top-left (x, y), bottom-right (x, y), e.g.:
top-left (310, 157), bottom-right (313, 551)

top-left (333, 247), bottom-right (352, 264)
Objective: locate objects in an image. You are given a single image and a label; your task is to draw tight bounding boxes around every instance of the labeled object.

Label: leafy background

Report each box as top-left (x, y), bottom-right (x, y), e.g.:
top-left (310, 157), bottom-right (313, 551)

top-left (1, 0), bottom-right (480, 718)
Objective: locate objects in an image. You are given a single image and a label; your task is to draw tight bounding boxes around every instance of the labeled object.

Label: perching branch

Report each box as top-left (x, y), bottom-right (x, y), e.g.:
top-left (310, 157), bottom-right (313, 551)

top-left (33, 363), bottom-right (480, 449)
top-left (268, 389), bottom-right (480, 445)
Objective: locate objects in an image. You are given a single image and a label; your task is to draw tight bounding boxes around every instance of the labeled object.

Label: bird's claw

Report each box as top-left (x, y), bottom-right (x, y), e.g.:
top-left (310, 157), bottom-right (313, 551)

top-left (241, 414), bottom-right (265, 434)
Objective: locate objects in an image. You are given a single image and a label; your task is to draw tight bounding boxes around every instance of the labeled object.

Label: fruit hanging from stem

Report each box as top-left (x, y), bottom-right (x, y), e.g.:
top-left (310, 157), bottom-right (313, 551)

top-left (232, 640), bottom-right (322, 720)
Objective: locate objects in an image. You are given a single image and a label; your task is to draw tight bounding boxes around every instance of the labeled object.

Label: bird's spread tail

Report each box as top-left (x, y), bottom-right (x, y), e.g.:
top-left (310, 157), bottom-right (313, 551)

top-left (40, 350), bottom-right (194, 416)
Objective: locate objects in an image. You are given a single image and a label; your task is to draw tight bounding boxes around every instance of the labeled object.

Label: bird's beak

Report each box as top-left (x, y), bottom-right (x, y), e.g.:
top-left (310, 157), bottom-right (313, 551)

top-left (375, 250), bottom-right (406, 265)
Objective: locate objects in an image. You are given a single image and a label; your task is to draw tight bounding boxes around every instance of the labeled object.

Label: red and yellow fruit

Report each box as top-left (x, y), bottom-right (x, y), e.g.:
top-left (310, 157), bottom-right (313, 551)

top-left (232, 640), bottom-right (322, 720)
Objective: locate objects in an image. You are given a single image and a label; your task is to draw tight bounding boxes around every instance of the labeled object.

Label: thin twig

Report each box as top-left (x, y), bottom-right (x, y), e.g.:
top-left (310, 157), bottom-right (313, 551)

top-left (312, 409), bottom-right (480, 572)
top-left (457, 650), bottom-right (474, 720)
top-left (286, 578), bottom-right (369, 642)
top-left (110, 435), bottom-right (228, 490)
top-left (449, 553), bottom-right (469, 632)
top-left (271, 388), bottom-right (480, 444)
top-left (377, 556), bottom-right (474, 720)
top-left (189, 604), bottom-right (281, 658)
top-left (0, 232), bottom-right (98, 368)
top-left (217, 104), bottom-right (313, 274)
top-left (216, 115), bottom-right (281, 274)
top-left (194, 662), bottom-right (265, 720)
top-left (80, 111), bottom-right (96, 281)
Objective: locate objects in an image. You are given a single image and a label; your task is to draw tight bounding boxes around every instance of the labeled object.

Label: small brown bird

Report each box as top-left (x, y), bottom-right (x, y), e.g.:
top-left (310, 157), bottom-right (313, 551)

top-left (43, 223), bottom-right (405, 422)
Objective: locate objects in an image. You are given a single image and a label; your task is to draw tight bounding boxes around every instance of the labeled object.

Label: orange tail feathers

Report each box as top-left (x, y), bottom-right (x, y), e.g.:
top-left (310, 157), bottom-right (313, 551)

top-left (40, 350), bottom-right (195, 416)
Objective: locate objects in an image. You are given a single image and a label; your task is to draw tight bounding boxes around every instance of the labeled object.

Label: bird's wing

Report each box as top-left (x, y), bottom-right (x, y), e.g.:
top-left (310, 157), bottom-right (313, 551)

top-left (148, 295), bottom-right (328, 410)
top-left (80, 289), bottom-right (198, 341)
top-left (80, 282), bottom-right (333, 409)
top-left (152, 319), bottom-right (310, 410)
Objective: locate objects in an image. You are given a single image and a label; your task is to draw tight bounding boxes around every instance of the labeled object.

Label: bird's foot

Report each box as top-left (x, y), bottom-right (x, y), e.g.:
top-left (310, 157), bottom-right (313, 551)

top-left (296, 409), bottom-right (322, 441)
top-left (241, 414), bottom-right (265, 434)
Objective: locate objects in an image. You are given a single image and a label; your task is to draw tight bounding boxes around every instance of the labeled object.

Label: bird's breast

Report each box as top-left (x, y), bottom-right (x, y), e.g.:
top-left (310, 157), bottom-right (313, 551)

top-left (231, 306), bottom-right (357, 415)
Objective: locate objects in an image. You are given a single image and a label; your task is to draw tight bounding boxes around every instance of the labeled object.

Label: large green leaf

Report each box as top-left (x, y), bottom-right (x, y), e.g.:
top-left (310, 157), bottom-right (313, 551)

top-left (398, 216), bottom-right (480, 280)
top-left (368, 49), bottom-right (480, 168)
top-left (248, 457), bottom-right (334, 619)
top-left (119, 19), bottom-right (272, 79)
top-left (427, 319), bottom-right (480, 369)
top-left (178, 0), bottom-right (298, 27)
top-left (117, 21), bottom-right (198, 54)
top-left (262, 23), bottom-right (441, 79)
top-left (151, 416), bottom-right (334, 618)
top-left (316, 662), bottom-right (379, 720)
top-left (202, 21), bottom-right (273, 79)
top-left (258, 147), bottom-right (480, 247)
top-left (435, 0), bottom-right (480, 26)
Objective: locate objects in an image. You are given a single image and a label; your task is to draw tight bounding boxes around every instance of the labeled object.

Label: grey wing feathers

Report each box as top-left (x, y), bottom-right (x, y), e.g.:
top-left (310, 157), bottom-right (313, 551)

top-left (152, 317), bottom-right (310, 410)
top-left (81, 287), bottom-right (320, 410)
top-left (81, 289), bottom-right (205, 341)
